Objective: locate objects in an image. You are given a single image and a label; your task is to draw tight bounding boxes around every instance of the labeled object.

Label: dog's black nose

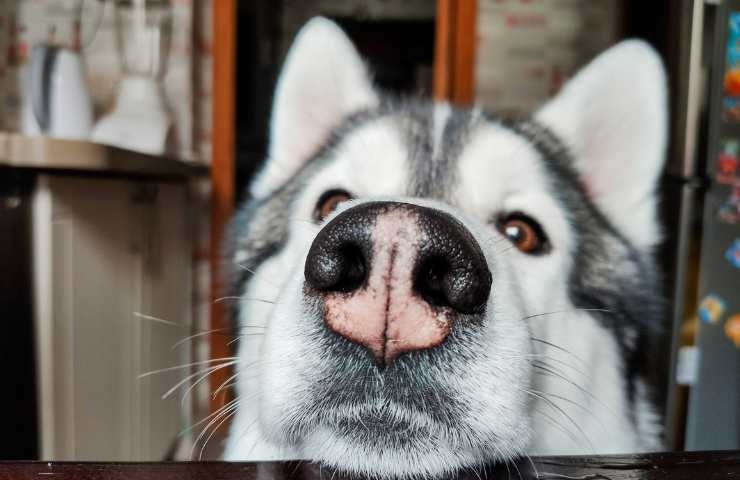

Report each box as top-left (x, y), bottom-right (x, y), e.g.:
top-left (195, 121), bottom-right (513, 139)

top-left (305, 202), bottom-right (492, 363)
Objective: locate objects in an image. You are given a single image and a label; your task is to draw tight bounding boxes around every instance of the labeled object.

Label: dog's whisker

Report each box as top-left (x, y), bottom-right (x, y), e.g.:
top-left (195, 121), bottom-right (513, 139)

top-left (522, 307), bottom-right (614, 321)
top-left (138, 357), bottom-right (239, 378)
top-left (179, 364), bottom-right (238, 408)
top-left (191, 401), bottom-right (240, 460)
top-left (242, 416), bottom-right (265, 459)
top-left (234, 263), bottom-right (282, 290)
top-left (521, 452), bottom-right (540, 480)
top-left (531, 361), bottom-right (611, 414)
top-left (526, 388), bottom-right (603, 427)
top-left (214, 295), bottom-right (277, 305)
top-left (161, 362), bottom-right (235, 400)
top-left (530, 355), bottom-right (588, 378)
top-left (212, 370), bottom-right (242, 399)
top-left (199, 407), bottom-right (239, 460)
top-left (180, 357), bottom-right (270, 408)
top-left (179, 397), bottom-right (241, 438)
top-left (532, 407), bottom-right (584, 450)
top-left (526, 389), bottom-right (595, 453)
top-left (529, 336), bottom-right (588, 367)
top-left (171, 326), bottom-right (265, 350)
top-left (226, 332), bottom-right (265, 347)
top-left (133, 312), bottom-right (180, 327)
top-left (496, 353), bottom-right (587, 379)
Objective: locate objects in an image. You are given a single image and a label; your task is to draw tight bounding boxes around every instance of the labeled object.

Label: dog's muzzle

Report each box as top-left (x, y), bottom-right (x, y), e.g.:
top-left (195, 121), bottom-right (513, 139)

top-left (304, 201), bottom-right (492, 365)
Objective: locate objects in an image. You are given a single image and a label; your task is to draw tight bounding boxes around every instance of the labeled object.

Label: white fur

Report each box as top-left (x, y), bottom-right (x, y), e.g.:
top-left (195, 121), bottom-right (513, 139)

top-left (536, 40), bottom-right (667, 251)
top-left (225, 20), bottom-right (666, 478)
top-left (432, 102), bottom-right (452, 158)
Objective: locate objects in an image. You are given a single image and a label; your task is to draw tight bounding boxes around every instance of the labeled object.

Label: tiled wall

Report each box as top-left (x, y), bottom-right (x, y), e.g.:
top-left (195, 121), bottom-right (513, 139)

top-left (476, 0), bottom-right (620, 115)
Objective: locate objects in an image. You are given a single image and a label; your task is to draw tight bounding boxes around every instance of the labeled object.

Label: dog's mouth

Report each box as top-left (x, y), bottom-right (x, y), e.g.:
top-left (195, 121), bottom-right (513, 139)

top-left (319, 401), bottom-right (443, 442)
top-left (265, 317), bottom-right (458, 440)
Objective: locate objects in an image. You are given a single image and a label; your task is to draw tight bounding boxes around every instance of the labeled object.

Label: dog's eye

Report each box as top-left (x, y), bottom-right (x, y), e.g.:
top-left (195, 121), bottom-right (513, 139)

top-left (498, 213), bottom-right (550, 254)
top-left (314, 189), bottom-right (353, 221)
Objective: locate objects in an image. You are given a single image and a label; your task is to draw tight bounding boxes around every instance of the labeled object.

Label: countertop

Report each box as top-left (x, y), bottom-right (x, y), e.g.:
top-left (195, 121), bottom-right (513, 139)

top-left (0, 132), bottom-right (209, 180)
top-left (0, 451), bottom-right (738, 480)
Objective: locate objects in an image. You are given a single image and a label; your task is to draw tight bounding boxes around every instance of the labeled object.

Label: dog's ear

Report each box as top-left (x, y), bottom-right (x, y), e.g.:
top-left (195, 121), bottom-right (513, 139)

top-left (535, 40), bottom-right (667, 250)
top-left (251, 17), bottom-right (378, 198)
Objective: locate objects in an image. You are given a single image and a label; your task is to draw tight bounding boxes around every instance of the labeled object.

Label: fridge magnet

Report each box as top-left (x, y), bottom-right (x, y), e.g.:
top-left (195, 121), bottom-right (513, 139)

top-left (718, 187), bottom-right (740, 224)
top-left (725, 314), bottom-right (740, 348)
top-left (726, 238), bottom-right (740, 269)
top-left (722, 98), bottom-right (740, 123)
top-left (698, 294), bottom-right (726, 324)
top-left (723, 13), bottom-right (740, 121)
top-left (717, 138), bottom-right (740, 184)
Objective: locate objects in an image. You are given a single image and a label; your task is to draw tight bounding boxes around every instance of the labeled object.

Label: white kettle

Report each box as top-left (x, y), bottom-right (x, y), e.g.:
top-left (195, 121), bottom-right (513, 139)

top-left (22, 44), bottom-right (94, 140)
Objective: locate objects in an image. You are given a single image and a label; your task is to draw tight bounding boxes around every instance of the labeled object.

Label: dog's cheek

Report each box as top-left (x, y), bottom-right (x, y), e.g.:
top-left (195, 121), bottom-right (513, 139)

top-left (256, 271), bottom-right (322, 437)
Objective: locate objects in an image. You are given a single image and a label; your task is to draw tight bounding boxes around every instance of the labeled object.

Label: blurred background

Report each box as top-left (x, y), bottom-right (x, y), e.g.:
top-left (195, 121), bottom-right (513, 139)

top-left (0, 0), bottom-right (738, 462)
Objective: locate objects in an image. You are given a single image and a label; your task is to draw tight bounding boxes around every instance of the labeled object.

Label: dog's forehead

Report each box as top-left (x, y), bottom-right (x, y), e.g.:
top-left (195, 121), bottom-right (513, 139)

top-left (325, 103), bottom-right (557, 212)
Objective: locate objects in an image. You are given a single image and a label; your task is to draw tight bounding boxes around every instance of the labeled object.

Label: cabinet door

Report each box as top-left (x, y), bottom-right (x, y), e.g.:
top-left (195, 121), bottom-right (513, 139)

top-left (34, 175), bottom-right (192, 461)
top-left (130, 182), bottom-right (193, 460)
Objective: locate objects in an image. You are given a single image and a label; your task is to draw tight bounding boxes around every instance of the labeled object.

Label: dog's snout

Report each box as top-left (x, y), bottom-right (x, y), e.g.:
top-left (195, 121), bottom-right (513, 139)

top-left (305, 202), bottom-right (492, 365)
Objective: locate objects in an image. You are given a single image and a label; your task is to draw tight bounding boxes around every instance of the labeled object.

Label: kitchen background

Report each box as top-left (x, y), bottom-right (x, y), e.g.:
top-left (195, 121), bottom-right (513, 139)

top-left (0, 0), bottom-right (737, 463)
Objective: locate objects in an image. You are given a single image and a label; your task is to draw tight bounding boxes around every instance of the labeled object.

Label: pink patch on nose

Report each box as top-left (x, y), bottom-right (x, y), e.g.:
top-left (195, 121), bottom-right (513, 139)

top-left (323, 208), bottom-right (451, 364)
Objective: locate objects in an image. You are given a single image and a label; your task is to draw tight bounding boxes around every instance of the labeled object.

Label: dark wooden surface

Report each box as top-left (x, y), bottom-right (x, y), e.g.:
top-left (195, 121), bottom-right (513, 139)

top-left (1, 451), bottom-right (738, 480)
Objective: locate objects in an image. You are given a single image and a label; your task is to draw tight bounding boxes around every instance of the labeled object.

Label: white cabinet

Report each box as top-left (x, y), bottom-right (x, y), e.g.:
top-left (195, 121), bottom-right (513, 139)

top-left (32, 175), bottom-right (193, 460)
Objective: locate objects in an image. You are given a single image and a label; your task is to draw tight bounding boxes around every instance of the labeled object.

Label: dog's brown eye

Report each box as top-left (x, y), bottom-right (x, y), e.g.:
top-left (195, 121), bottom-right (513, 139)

top-left (314, 189), bottom-right (352, 221)
top-left (498, 213), bottom-right (549, 254)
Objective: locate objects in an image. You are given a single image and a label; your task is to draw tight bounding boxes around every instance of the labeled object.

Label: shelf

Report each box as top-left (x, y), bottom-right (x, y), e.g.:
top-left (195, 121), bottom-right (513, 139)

top-left (0, 132), bottom-right (209, 181)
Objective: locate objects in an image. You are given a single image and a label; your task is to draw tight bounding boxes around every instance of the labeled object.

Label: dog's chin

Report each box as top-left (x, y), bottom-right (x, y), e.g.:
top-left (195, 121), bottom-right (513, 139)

top-left (300, 427), bottom-right (488, 479)
top-left (284, 405), bottom-right (528, 479)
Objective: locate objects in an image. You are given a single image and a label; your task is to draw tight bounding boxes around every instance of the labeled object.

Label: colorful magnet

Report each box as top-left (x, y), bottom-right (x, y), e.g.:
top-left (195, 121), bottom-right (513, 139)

top-left (726, 239), bottom-right (740, 269)
top-left (727, 13), bottom-right (740, 83)
top-left (725, 70), bottom-right (740, 97)
top-left (722, 98), bottom-right (740, 123)
top-left (725, 314), bottom-right (740, 348)
top-left (717, 139), bottom-right (740, 184)
top-left (698, 294), bottom-right (726, 324)
top-left (718, 187), bottom-right (740, 224)
top-left (723, 13), bottom-right (740, 120)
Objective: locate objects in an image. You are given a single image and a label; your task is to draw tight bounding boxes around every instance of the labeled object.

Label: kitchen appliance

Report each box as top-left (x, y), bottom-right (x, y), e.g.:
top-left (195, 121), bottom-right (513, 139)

top-left (91, 0), bottom-right (173, 155)
top-left (22, 45), bottom-right (94, 140)
top-left (21, 0), bottom-right (102, 140)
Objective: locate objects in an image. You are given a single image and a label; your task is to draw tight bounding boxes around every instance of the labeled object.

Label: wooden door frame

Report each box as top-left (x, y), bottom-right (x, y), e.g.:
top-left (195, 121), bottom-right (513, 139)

top-left (434, 0), bottom-right (477, 106)
top-left (210, 0), bottom-right (236, 415)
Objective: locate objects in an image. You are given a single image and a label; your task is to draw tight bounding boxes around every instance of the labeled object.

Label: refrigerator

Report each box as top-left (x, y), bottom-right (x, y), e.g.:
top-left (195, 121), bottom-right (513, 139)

top-left (679, 0), bottom-right (740, 451)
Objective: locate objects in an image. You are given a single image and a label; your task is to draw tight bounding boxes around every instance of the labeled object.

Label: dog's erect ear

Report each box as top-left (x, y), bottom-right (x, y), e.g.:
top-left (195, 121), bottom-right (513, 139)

top-left (535, 40), bottom-right (667, 250)
top-left (251, 17), bottom-right (378, 198)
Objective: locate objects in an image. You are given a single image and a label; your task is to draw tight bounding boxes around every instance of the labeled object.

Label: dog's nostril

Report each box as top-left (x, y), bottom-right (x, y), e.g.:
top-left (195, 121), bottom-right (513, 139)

top-left (414, 253), bottom-right (491, 314)
top-left (415, 256), bottom-right (451, 308)
top-left (305, 241), bottom-right (368, 293)
top-left (335, 244), bottom-right (366, 292)
top-left (411, 209), bottom-right (492, 315)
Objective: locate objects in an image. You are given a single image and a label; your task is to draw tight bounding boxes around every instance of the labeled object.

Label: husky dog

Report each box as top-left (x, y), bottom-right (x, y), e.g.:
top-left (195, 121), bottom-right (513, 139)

top-left (223, 17), bottom-right (667, 478)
